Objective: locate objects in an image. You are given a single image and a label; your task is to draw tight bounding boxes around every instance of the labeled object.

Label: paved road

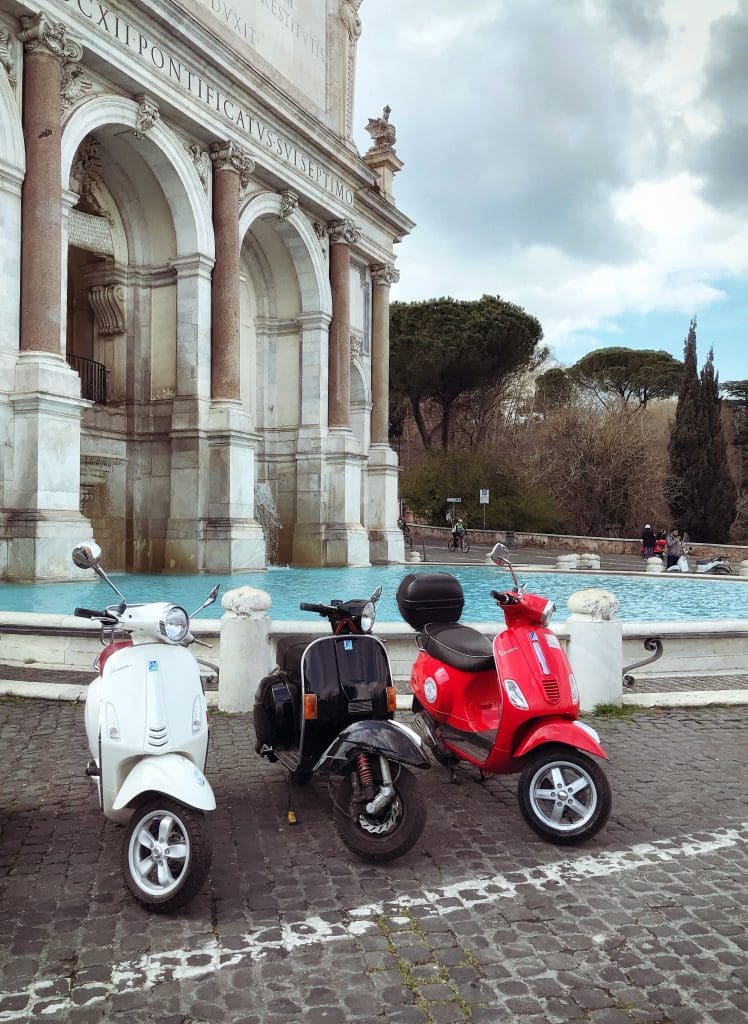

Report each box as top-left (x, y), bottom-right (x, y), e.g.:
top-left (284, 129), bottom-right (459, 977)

top-left (410, 537), bottom-right (647, 574)
top-left (1, 698), bottom-right (746, 1024)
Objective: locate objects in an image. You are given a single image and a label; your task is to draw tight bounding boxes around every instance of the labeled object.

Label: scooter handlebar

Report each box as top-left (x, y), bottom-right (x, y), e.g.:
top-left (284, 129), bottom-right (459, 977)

top-left (299, 602), bottom-right (332, 616)
top-left (491, 590), bottom-right (520, 605)
top-left (74, 606), bottom-right (114, 620)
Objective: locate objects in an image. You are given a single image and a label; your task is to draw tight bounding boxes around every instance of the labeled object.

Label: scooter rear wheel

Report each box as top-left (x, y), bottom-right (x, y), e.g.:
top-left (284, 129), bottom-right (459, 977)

top-left (517, 746), bottom-right (611, 845)
top-left (333, 766), bottom-right (426, 863)
top-left (121, 798), bottom-right (212, 912)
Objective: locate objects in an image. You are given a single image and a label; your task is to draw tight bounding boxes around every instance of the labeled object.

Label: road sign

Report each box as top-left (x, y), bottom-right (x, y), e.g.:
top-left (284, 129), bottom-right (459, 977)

top-left (479, 489), bottom-right (489, 504)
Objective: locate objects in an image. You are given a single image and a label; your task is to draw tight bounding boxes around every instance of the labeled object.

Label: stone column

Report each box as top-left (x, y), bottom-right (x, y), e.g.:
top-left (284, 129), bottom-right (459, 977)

top-left (327, 218), bottom-right (359, 429)
top-left (370, 262), bottom-right (399, 444)
top-left (209, 141), bottom-right (254, 402)
top-left (367, 262), bottom-right (404, 563)
top-left (18, 13), bottom-right (81, 356)
top-left (6, 15), bottom-right (93, 581)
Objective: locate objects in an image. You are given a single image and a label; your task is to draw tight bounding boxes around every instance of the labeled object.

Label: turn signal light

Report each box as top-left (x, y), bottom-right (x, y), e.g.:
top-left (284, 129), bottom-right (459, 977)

top-left (304, 694), bottom-right (318, 720)
top-left (386, 686), bottom-right (397, 712)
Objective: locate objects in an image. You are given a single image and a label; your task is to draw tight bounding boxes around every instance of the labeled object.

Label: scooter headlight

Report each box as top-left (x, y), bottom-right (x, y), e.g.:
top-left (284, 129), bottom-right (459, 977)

top-left (504, 678), bottom-right (530, 710)
top-left (540, 600), bottom-right (556, 626)
top-left (360, 600), bottom-right (376, 633)
top-left (159, 605), bottom-right (190, 644)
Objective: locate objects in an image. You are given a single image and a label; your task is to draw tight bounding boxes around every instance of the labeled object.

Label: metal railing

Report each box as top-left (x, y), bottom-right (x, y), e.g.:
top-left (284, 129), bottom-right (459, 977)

top-left (67, 354), bottom-right (107, 405)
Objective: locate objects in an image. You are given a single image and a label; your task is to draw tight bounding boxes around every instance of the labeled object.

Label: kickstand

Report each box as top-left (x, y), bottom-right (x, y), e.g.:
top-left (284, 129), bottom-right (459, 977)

top-left (286, 773), bottom-right (297, 825)
top-left (449, 764), bottom-right (461, 786)
top-left (477, 770), bottom-right (487, 785)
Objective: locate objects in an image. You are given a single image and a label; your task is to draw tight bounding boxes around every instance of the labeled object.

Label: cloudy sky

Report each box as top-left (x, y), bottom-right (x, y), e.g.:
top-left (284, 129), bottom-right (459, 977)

top-left (354, 0), bottom-right (748, 383)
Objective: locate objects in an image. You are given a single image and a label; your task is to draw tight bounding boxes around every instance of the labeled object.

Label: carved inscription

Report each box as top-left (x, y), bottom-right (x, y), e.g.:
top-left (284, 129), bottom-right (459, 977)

top-left (68, 209), bottom-right (114, 254)
top-left (56, 0), bottom-right (354, 206)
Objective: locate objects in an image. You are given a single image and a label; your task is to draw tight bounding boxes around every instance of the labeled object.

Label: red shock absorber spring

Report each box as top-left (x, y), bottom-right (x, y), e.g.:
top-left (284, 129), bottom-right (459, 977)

top-left (357, 753), bottom-right (374, 788)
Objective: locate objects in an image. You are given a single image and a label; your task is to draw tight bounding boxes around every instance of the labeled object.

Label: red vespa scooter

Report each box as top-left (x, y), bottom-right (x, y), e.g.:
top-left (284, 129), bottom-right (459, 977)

top-left (397, 543), bottom-right (612, 845)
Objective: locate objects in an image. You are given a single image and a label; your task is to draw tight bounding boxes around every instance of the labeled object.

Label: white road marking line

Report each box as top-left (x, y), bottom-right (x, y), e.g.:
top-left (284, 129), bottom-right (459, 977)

top-left (2, 822), bottom-right (745, 1022)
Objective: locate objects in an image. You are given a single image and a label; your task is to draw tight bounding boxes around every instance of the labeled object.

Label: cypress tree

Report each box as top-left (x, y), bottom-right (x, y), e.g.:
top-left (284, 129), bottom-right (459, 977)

top-left (666, 319), bottom-right (710, 537)
top-left (701, 350), bottom-right (737, 542)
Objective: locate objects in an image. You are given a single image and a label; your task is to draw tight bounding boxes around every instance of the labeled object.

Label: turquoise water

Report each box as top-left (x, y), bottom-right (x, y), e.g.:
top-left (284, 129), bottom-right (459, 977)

top-left (1, 564), bottom-right (746, 623)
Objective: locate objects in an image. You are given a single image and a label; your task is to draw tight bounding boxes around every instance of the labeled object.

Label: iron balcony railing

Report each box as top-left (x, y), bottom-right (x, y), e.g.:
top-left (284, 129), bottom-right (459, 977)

top-left (67, 354), bottom-right (107, 405)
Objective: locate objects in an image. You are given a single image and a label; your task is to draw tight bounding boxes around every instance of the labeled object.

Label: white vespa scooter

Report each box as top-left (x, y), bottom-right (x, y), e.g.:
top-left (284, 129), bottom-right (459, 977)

top-left (72, 542), bottom-right (219, 912)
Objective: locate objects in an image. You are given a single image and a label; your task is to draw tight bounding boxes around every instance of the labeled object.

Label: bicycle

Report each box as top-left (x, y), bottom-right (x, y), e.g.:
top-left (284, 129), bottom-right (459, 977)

top-left (398, 518), bottom-right (413, 551)
top-left (447, 533), bottom-right (470, 553)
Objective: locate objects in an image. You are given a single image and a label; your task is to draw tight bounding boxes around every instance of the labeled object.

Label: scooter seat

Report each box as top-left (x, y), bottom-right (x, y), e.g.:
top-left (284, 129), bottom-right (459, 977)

top-left (421, 622), bottom-right (494, 673)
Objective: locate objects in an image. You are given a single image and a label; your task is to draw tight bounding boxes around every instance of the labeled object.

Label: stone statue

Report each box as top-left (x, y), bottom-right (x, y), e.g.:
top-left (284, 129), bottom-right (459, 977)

top-left (366, 105), bottom-right (397, 152)
top-left (340, 0), bottom-right (362, 43)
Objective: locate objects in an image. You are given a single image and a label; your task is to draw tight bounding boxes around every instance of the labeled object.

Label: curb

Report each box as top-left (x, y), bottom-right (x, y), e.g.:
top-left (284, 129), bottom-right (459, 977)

top-left (2, 681), bottom-right (746, 711)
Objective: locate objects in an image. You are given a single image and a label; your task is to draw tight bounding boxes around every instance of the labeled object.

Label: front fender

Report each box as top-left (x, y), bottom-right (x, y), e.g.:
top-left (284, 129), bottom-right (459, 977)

top-left (314, 719), bottom-right (430, 776)
top-left (513, 718), bottom-right (608, 761)
top-left (112, 753), bottom-right (216, 812)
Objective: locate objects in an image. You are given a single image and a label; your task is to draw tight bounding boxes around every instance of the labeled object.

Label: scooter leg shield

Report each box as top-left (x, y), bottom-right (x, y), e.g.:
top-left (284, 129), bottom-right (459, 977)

top-left (314, 720), bottom-right (430, 776)
top-left (112, 753), bottom-right (216, 812)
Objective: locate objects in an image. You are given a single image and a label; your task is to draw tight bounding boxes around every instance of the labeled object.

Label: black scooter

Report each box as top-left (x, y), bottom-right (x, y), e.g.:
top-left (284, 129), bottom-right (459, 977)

top-left (253, 587), bottom-right (429, 863)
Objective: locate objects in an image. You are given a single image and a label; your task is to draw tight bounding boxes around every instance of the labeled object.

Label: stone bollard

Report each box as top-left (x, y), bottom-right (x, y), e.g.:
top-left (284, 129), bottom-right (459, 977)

top-left (565, 588), bottom-right (622, 712)
top-left (646, 556), bottom-right (663, 574)
top-left (579, 553), bottom-right (601, 570)
top-left (407, 551), bottom-right (422, 563)
top-left (556, 554), bottom-right (576, 570)
top-left (218, 586), bottom-right (275, 713)
top-left (740, 560), bottom-right (748, 578)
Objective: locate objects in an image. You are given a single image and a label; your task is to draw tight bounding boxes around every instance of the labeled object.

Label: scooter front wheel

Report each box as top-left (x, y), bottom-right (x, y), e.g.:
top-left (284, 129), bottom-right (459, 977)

top-left (121, 798), bottom-right (212, 912)
top-left (517, 746), bottom-right (611, 845)
top-left (333, 766), bottom-right (426, 863)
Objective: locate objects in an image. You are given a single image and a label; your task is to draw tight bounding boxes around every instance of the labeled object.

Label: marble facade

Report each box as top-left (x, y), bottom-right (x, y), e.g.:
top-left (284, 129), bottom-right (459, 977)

top-left (0, 0), bottom-right (410, 578)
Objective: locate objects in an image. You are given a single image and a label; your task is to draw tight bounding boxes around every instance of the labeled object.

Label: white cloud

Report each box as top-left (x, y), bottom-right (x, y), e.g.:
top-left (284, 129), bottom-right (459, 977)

top-left (354, 0), bottom-right (747, 370)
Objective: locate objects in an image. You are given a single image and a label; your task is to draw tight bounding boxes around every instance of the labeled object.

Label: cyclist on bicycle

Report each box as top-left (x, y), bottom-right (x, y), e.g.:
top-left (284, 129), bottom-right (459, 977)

top-left (451, 517), bottom-right (465, 544)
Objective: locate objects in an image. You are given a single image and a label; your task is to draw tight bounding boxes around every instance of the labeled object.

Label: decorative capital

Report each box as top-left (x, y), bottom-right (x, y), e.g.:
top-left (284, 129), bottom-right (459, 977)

top-left (328, 218), bottom-right (361, 245)
top-left (278, 190), bottom-right (299, 222)
top-left (18, 13), bottom-right (83, 64)
top-left (132, 94), bottom-right (159, 139)
top-left (371, 262), bottom-right (400, 287)
top-left (210, 140), bottom-right (255, 190)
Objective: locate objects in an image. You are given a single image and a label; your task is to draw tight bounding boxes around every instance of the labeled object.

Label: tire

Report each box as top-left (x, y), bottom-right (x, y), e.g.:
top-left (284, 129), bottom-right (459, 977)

top-left (447, 538), bottom-right (456, 552)
top-left (711, 565), bottom-right (730, 575)
top-left (403, 533), bottom-right (413, 551)
top-left (461, 538), bottom-right (470, 553)
top-left (121, 798), bottom-right (212, 912)
top-left (332, 766), bottom-right (427, 863)
top-left (517, 746), bottom-right (611, 845)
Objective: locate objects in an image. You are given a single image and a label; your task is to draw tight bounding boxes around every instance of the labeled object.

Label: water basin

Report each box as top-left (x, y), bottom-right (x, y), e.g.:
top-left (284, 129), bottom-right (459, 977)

top-left (1, 564), bottom-right (746, 623)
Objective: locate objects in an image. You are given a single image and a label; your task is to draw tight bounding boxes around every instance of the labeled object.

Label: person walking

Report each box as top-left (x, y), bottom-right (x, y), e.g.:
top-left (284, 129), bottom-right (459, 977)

top-left (641, 523), bottom-right (657, 558)
top-left (665, 527), bottom-right (682, 569)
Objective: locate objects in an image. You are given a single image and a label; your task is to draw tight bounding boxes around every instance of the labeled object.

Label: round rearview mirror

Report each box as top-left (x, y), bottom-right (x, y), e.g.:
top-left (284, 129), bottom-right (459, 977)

top-left (72, 541), bottom-right (102, 570)
top-left (490, 542), bottom-right (510, 566)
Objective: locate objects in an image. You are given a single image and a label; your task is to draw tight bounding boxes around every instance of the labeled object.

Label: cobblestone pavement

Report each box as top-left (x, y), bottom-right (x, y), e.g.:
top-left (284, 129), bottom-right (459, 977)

top-left (1, 698), bottom-right (746, 1024)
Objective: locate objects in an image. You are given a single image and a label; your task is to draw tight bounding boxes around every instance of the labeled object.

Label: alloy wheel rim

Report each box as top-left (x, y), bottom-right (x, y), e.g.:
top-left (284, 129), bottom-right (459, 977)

top-left (528, 760), bottom-right (598, 832)
top-left (127, 809), bottom-right (191, 896)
